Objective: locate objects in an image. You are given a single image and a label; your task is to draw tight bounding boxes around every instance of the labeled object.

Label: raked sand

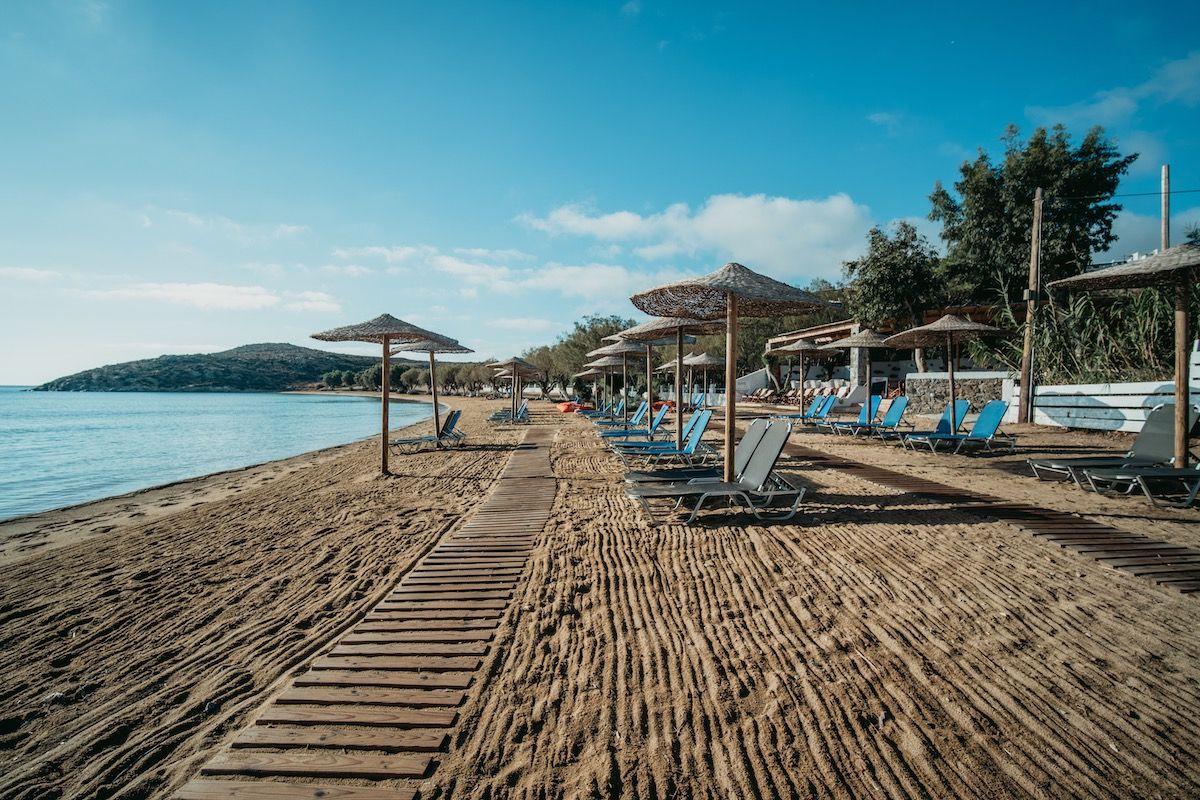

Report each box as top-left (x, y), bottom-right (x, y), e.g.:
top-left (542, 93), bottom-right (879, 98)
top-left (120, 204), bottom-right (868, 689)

top-left (2, 397), bottom-right (1199, 798)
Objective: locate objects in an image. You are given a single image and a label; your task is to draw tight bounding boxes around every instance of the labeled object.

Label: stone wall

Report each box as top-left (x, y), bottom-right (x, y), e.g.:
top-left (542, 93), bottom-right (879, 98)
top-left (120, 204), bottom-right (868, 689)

top-left (905, 371), bottom-right (1010, 414)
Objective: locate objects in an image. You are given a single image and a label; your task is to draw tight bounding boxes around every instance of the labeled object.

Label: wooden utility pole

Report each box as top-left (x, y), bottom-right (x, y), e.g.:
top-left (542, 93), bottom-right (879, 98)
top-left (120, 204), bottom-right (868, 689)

top-left (1018, 187), bottom-right (1044, 424)
top-left (1164, 164), bottom-right (1189, 469)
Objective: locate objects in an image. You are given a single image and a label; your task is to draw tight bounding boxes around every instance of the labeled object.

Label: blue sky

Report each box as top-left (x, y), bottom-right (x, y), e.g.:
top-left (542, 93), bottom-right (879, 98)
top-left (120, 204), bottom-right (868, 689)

top-left (1, 1), bottom-right (1198, 383)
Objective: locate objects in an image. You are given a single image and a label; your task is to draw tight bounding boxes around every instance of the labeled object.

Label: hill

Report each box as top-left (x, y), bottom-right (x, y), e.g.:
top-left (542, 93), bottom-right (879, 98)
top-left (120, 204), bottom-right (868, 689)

top-left (33, 343), bottom-right (419, 392)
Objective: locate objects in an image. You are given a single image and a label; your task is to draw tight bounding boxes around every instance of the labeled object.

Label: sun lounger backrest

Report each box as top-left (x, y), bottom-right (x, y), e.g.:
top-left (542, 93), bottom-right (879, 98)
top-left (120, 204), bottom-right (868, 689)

top-left (681, 410), bottom-right (713, 454)
top-left (739, 420), bottom-right (791, 491)
top-left (733, 418), bottom-right (771, 476)
top-left (879, 395), bottom-right (908, 427)
top-left (802, 396), bottom-right (822, 417)
top-left (439, 409), bottom-right (461, 437)
top-left (933, 399), bottom-right (970, 434)
top-left (1129, 404), bottom-right (1195, 461)
top-left (815, 394), bottom-right (837, 418)
top-left (648, 404), bottom-right (669, 432)
top-left (966, 400), bottom-right (1008, 438)
top-left (856, 395), bottom-right (881, 425)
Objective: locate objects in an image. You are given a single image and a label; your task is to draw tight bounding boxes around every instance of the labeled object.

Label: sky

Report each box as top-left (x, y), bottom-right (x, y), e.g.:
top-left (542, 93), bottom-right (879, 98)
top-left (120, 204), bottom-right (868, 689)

top-left (1, 1), bottom-right (1198, 384)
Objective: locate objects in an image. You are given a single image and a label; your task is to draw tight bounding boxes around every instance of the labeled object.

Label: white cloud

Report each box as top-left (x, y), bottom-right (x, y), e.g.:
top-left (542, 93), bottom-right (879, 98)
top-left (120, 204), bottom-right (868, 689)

top-left (492, 317), bottom-right (560, 331)
top-left (91, 282), bottom-right (281, 310)
top-left (452, 247), bottom-right (534, 262)
top-left (1026, 51), bottom-right (1200, 128)
top-left (154, 207), bottom-right (309, 245)
top-left (87, 282), bottom-right (341, 313)
top-left (332, 245), bottom-right (436, 263)
top-left (430, 254), bottom-right (515, 290)
top-left (1105, 206), bottom-right (1200, 259)
top-left (520, 193), bottom-right (873, 279)
top-left (284, 290), bottom-right (341, 313)
top-left (321, 263), bottom-right (373, 277)
top-left (0, 266), bottom-right (60, 281)
top-left (867, 111), bottom-right (902, 135)
top-left (621, 0), bottom-right (641, 15)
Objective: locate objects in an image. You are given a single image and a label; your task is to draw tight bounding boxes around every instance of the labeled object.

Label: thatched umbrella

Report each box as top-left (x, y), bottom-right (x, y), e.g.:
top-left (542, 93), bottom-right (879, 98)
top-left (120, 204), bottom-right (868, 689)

top-left (391, 338), bottom-right (474, 445)
top-left (313, 314), bottom-right (456, 474)
top-left (632, 264), bottom-right (833, 480)
top-left (1050, 244), bottom-right (1200, 467)
top-left (584, 355), bottom-right (626, 412)
top-left (490, 357), bottom-right (537, 419)
top-left (884, 314), bottom-right (1002, 429)
top-left (574, 367), bottom-right (603, 405)
top-left (774, 337), bottom-right (825, 395)
top-left (684, 352), bottom-right (724, 408)
top-left (822, 328), bottom-right (890, 407)
top-left (588, 337), bottom-right (648, 424)
top-left (617, 317), bottom-right (721, 448)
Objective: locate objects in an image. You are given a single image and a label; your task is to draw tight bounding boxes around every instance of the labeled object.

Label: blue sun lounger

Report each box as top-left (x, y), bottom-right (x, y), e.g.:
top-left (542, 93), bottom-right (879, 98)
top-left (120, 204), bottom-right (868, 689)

top-left (391, 408), bottom-right (463, 453)
top-left (624, 417), bottom-right (771, 484)
top-left (892, 400), bottom-right (969, 444)
top-left (904, 400), bottom-right (1015, 454)
top-left (820, 396), bottom-right (881, 435)
top-left (600, 404), bottom-right (670, 439)
top-left (614, 410), bottom-right (713, 466)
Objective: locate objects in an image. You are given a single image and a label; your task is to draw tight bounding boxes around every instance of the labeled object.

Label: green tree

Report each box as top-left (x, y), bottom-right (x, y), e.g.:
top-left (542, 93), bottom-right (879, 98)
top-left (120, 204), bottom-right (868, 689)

top-left (358, 364), bottom-right (382, 389)
top-left (842, 221), bottom-right (942, 369)
top-left (340, 370), bottom-right (356, 387)
top-left (929, 124), bottom-right (1137, 303)
top-left (321, 370), bottom-right (343, 388)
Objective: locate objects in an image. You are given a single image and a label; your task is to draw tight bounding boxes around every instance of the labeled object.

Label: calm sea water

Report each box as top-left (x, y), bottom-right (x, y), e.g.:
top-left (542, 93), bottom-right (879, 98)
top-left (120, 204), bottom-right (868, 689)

top-left (0, 388), bottom-right (432, 521)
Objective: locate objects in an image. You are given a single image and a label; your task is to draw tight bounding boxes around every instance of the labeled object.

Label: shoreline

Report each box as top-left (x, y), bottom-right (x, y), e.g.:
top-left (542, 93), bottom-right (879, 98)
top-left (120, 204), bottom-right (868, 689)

top-left (0, 395), bottom-right (442, 564)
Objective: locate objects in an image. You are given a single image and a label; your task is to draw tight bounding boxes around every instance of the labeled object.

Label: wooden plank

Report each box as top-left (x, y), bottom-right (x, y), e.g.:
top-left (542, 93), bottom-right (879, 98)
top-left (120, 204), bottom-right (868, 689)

top-left (329, 641), bottom-right (488, 657)
top-left (233, 726), bottom-right (448, 752)
top-left (294, 670), bottom-right (472, 690)
top-left (373, 599), bottom-right (507, 611)
top-left (365, 609), bottom-right (501, 621)
top-left (201, 751), bottom-right (431, 779)
top-left (176, 779), bottom-right (417, 800)
top-left (1100, 555), bottom-right (1200, 568)
top-left (1121, 564), bottom-right (1200, 577)
top-left (276, 686), bottom-right (464, 706)
top-left (388, 585), bottom-right (511, 597)
top-left (355, 618), bottom-right (498, 632)
top-left (311, 655), bottom-right (481, 671)
top-left (399, 578), bottom-right (518, 588)
top-left (256, 706), bottom-right (457, 728)
top-left (342, 629), bottom-right (494, 644)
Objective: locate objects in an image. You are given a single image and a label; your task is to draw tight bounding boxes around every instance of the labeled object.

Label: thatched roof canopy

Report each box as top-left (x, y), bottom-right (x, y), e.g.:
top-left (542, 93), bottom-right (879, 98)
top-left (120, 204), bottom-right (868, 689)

top-left (823, 329), bottom-right (891, 350)
top-left (884, 314), bottom-right (1003, 348)
top-left (1049, 244), bottom-right (1200, 292)
top-left (391, 338), bottom-right (474, 355)
top-left (630, 263), bottom-right (833, 319)
top-left (312, 314), bottom-right (454, 345)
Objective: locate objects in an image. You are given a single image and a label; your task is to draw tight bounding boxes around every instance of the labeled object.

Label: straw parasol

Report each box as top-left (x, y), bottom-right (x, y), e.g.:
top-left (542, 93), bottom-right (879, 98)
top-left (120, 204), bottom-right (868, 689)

top-left (391, 338), bottom-right (474, 447)
top-left (884, 315), bottom-right (1003, 428)
top-left (615, 318), bottom-right (715, 447)
top-left (313, 314), bottom-right (457, 474)
top-left (490, 357), bottom-right (537, 420)
top-left (632, 264), bottom-right (833, 480)
top-left (588, 337), bottom-right (649, 424)
top-left (822, 328), bottom-right (890, 403)
top-left (684, 352), bottom-right (724, 406)
top-left (774, 337), bottom-right (825, 394)
top-left (584, 355), bottom-right (626, 412)
top-left (1050, 243), bottom-right (1200, 467)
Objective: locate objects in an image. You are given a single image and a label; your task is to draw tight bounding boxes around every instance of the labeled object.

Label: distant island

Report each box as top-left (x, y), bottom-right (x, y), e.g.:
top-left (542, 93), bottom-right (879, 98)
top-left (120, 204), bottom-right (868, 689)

top-left (33, 343), bottom-right (419, 392)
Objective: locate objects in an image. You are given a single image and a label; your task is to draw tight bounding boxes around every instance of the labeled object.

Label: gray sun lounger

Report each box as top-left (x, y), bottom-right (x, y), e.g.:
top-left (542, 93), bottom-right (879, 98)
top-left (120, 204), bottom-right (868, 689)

top-left (625, 420), bottom-right (804, 525)
top-left (1027, 403), bottom-right (1197, 486)
top-left (1083, 464), bottom-right (1200, 507)
top-left (624, 417), bottom-right (769, 484)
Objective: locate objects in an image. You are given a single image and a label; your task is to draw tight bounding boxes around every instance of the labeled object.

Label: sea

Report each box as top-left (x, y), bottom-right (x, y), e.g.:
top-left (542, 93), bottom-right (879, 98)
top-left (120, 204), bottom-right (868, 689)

top-left (0, 387), bottom-right (432, 522)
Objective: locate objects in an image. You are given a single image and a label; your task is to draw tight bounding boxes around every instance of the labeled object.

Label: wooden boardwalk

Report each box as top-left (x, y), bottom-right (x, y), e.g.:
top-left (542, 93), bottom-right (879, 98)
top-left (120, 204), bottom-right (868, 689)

top-left (177, 427), bottom-right (557, 800)
top-left (787, 442), bottom-right (1200, 594)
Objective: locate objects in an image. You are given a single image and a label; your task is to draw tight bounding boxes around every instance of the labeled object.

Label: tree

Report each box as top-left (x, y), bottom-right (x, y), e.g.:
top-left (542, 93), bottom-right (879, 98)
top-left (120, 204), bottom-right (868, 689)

top-left (340, 370), bottom-right (356, 387)
top-left (842, 221), bottom-right (942, 369)
top-left (929, 124), bottom-right (1137, 303)
top-left (357, 364), bottom-right (382, 389)
top-left (321, 370), bottom-right (344, 388)
top-left (401, 367), bottom-right (428, 391)
top-left (1186, 224), bottom-right (1200, 246)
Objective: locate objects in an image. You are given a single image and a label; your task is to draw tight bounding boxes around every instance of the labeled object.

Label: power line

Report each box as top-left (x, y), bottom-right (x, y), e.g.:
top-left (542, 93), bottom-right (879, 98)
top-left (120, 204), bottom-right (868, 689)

top-left (1048, 188), bottom-right (1200, 203)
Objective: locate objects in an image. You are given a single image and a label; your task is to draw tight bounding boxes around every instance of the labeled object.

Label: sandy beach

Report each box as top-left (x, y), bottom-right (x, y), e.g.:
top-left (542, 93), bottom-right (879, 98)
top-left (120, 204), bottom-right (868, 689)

top-left (2, 400), bottom-right (1199, 799)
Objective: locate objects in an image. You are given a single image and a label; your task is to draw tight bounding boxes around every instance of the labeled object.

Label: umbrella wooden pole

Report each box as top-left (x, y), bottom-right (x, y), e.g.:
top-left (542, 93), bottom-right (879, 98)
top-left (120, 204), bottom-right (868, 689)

top-left (381, 335), bottom-right (390, 474)
top-left (1176, 277), bottom-right (1189, 468)
top-left (798, 353), bottom-right (805, 400)
top-left (946, 333), bottom-right (957, 432)
top-left (724, 293), bottom-right (738, 483)
top-left (646, 345), bottom-right (653, 434)
top-left (675, 328), bottom-right (684, 448)
top-left (622, 354), bottom-right (629, 423)
top-left (428, 351), bottom-right (441, 443)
